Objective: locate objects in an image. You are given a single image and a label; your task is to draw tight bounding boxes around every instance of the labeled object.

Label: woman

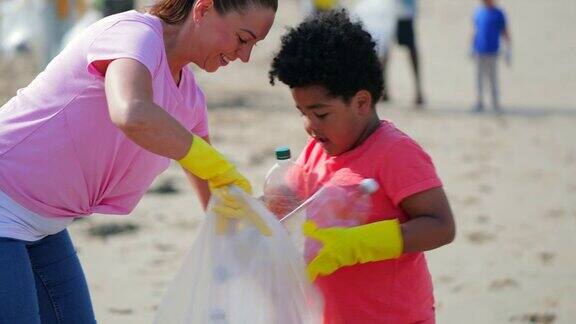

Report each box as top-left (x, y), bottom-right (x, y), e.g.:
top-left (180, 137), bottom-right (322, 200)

top-left (0, 0), bottom-right (277, 322)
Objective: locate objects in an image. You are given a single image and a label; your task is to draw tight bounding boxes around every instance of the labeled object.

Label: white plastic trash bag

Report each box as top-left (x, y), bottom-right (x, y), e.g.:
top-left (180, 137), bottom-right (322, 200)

top-left (154, 188), bottom-right (323, 324)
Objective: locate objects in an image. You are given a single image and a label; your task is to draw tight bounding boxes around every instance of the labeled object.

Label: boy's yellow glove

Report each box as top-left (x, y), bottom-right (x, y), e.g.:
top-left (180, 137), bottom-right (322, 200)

top-left (178, 135), bottom-right (252, 194)
top-left (303, 219), bottom-right (403, 281)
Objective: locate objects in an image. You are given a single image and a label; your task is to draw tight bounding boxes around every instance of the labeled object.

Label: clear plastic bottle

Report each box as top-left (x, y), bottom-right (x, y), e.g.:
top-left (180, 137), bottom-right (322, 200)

top-left (304, 178), bottom-right (379, 263)
top-left (263, 146), bottom-right (303, 219)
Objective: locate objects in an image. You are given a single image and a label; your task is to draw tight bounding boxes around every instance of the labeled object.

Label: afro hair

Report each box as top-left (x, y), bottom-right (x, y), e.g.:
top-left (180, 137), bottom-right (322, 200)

top-left (269, 9), bottom-right (383, 105)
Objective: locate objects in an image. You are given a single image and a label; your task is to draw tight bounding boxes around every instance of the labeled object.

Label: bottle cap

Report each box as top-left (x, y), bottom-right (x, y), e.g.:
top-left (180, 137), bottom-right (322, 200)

top-left (275, 146), bottom-right (291, 160)
top-left (359, 178), bottom-right (379, 194)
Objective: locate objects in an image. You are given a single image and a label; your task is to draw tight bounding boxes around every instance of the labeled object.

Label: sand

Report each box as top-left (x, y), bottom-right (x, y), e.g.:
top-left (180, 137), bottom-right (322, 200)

top-left (1, 0), bottom-right (575, 323)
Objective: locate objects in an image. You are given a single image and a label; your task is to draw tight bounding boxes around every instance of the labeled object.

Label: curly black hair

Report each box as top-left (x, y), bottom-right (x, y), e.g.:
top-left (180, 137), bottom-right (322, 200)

top-left (269, 9), bottom-right (383, 105)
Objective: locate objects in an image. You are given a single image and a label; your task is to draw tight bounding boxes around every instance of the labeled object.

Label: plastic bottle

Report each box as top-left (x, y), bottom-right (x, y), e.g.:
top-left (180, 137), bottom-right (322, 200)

top-left (263, 146), bottom-right (303, 219)
top-left (304, 178), bottom-right (379, 263)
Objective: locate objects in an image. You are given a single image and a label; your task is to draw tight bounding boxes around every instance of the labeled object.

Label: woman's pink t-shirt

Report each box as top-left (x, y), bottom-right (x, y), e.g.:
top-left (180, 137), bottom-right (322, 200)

top-left (0, 11), bottom-right (208, 217)
top-left (296, 120), bottom-right (442, 323)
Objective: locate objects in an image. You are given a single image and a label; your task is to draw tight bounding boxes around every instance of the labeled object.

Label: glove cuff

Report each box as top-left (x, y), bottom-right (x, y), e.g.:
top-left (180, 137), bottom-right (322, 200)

top-left (178, 135), bottom-right (233, 180)
top-left (355, 219), bottom-right (403, 262)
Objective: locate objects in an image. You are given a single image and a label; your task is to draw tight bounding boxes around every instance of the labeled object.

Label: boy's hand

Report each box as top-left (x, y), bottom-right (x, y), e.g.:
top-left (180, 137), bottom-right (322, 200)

top-left (303, 219), bottom-right (403, 281)
top-left (211, 188), bottom-right (272, 236)
top-left (178, 135), bottom-right (252, 194)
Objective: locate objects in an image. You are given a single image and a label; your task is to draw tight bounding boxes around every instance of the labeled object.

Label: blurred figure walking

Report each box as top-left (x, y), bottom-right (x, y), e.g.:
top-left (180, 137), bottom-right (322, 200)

top-left (382, 0), bottom-right (425, 107)
top-left (471, 0), bottom-right (511, 112)
top-left (0, 0), bottom-right (88, 69)
top-left (100, 0), bottom-right (134, 16)
top-left (300, 0), bottom-right (338, 17)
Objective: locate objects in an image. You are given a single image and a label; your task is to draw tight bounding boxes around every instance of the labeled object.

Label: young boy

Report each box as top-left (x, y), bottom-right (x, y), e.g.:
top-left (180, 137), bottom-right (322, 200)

top-left (472, 0), bottom-right (511, 112)
top-left (269, 10), bottom-right (455, 323)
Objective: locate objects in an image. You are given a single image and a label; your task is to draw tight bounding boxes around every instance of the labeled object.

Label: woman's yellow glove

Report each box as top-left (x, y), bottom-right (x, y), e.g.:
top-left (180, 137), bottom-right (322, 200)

top-left (178, 136), bottom-right (270, 235)
top-left (211, 188), bottom-right (272, 236)
top-left (303, 219), bottom-right (403, 281)
top-left (178, 135), bottom-right (252, 194)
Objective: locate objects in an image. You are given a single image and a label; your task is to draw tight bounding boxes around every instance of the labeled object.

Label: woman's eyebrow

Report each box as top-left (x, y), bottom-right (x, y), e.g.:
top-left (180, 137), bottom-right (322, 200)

top-left (240, 28), bottom-right (258, 40)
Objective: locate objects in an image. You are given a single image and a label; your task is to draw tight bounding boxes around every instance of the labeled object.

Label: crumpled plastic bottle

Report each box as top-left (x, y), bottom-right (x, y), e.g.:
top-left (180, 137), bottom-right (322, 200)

top-left (263, 146), bottom-right (304, 219)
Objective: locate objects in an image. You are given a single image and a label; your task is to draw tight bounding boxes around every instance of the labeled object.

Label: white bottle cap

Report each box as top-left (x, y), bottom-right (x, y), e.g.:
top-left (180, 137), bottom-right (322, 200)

top-left (359, 178), bottom-right (379, 194)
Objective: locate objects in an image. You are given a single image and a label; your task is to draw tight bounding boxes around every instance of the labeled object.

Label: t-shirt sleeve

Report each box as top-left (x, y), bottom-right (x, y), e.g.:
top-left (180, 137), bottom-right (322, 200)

top-left (499, 10), bottom-right (507, 31)
top-left (473, 8), bottom-right (479, 28)
top-left (379, 139), bottom-right (443, 206)
top-left (86, 20), bottom-right (162, 78)
top-left (189, 85), bottom-right (209, 138)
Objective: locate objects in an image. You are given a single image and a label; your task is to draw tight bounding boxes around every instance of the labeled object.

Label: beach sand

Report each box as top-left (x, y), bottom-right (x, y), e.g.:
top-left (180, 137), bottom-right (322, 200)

top-left (1, 0), bottom-right (575, 323)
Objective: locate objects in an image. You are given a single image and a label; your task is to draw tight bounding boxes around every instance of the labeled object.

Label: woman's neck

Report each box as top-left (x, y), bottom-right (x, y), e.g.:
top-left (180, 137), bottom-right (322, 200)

top-left (161, 21), bottom-right (189, 83)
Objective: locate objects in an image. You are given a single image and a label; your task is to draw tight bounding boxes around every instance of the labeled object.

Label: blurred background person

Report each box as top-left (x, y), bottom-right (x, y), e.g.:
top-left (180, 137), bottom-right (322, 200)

top-left (300, 0), bottom-right (339, 17)
top-left (98, 0), bottom-right (134, 16)
top-left (382, 0), bottom-right (425, 106)
top-left (471, 0), bottom-right (511, 112)
top-left (1, 0), bottom-right (88, 69)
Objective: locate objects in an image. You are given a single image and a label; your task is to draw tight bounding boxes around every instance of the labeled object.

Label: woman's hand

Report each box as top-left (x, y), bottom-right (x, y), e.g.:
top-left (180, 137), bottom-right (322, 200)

top-left (211, 188), bottom-right (272, 236)
top-left (178, 135), bottom-right (252, 194)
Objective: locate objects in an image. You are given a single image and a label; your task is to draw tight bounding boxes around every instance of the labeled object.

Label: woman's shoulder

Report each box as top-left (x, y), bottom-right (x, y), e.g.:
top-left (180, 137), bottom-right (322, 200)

top-left (90, 11), bottom-right (163, 39)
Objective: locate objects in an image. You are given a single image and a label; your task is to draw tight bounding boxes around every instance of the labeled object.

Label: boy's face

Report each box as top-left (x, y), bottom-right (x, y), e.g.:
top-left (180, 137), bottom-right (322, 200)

top-left (291, 85), bottom-right (374, 156)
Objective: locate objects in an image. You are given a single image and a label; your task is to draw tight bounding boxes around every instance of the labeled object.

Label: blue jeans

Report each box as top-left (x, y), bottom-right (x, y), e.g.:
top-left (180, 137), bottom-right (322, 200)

top-left (0, 230), bottom-right (96, 323)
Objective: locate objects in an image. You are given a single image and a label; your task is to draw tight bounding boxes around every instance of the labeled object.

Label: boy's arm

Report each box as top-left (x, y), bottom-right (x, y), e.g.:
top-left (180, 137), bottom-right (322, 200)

top-left (501, 12), bottom-right (512, 65)
top-left (303, 139), bottom-right (455, 280)
top-left (502, 27), bottom-right (511, 43)
top-left (501, 9), bottom-right (511, 43)
top-left (399, 187), bottom-right (456, 253)
top-left (470, 8), bottom-right (479, 55)
top-left (303, 188), bottom-right (455, 280)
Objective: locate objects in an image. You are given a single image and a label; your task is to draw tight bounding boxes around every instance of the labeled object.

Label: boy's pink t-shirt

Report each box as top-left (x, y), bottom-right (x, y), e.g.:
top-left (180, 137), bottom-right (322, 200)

top-left (296, 120), bottom-right (442, 324)
top-left (0, 11), bottom-right (208, 217)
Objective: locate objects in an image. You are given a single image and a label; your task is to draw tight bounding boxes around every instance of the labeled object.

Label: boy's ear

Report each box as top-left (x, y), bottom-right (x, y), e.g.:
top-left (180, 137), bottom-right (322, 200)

top-left (352, 90), bottom-right (373, 115)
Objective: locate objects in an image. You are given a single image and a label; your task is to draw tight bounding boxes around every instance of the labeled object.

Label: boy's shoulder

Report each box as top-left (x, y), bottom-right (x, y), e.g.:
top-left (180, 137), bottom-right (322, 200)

top-left (368, 119), bottom-right (417, 150)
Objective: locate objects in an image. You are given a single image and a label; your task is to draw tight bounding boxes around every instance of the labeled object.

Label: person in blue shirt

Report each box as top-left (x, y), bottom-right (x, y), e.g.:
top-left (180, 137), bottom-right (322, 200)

top-left (472, 0), bottom-right (511, 112)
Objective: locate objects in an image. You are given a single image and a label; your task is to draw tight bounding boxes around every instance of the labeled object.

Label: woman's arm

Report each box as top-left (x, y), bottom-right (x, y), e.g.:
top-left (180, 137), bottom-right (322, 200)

top-left (399, 187), bottom-right (456, 253)
top-left (104, 58), bottom-right (191, 160)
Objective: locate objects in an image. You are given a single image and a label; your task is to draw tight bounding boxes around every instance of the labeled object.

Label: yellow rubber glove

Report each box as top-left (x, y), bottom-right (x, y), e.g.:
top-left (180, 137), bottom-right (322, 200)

top-left (179, 136), bottom-right (268, 234)
top-left (211, 188), bottom-right (272, 236)
top-left (303, 219), bottom-right (403, 281)
top-left (178, 135), bottom-right (252, 194)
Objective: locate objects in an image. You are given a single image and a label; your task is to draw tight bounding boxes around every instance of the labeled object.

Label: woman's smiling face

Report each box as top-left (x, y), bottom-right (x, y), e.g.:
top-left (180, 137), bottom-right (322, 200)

top-left (189, 3), bottom-right (275, 72)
